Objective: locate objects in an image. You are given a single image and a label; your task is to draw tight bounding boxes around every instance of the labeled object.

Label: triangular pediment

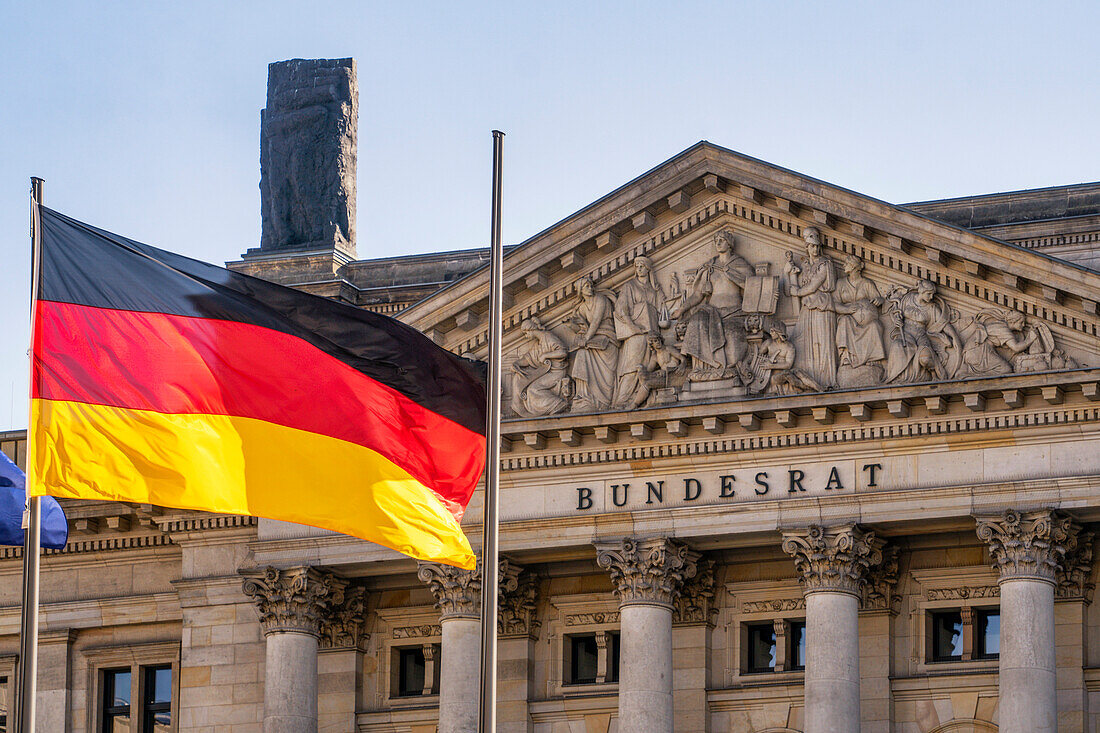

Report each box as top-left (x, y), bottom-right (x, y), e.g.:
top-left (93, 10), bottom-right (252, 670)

top-left (399, 142), bottom-right (1100, 426)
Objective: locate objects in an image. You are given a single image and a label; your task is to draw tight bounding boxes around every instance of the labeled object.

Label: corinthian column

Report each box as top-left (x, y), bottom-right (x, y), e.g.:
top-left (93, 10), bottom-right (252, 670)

top-left (242, 566), bottom-right (348, 733)
top-left (594, 537), bottom-right (699, 733)
top-left (975, 509), bottom-right (1083, 733)
top-left (417, 561), bottom-right (484, 733)
top-left (781, 525), bottom-right (884, 733)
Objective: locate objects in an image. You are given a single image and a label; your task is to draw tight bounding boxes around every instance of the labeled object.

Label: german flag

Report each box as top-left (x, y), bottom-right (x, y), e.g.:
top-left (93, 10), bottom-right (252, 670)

top-left (29, 207), bottom-right (485, 568)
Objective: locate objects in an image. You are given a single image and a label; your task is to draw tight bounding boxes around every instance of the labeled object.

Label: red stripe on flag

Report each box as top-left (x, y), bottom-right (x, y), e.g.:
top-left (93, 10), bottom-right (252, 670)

top-left (33, 300), bottom-right (483, 517)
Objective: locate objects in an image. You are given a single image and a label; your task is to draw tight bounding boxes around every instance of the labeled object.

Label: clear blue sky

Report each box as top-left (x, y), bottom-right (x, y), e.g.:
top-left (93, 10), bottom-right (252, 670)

top-left (2, 0), bottom-right (1099, 429)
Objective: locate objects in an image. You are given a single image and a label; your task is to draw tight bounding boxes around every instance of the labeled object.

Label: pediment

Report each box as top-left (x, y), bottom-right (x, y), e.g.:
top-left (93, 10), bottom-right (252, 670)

top-left (399, 142), bottom-right (1100, 425)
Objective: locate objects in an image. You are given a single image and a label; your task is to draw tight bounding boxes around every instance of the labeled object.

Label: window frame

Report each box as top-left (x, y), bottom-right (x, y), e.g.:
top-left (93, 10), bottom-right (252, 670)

top-left (923, 605), bottom-right (1000, 665)
top-left (0, 655), bottom-right (15, 733)
top-left (389, 643), bottom-right (441, 698)
top-left (83, 642), bottom-right (179, 733)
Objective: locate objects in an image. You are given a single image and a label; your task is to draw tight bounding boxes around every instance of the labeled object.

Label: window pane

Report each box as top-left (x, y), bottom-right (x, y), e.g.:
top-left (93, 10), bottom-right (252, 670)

top-left (107, 670), bottom-right (132, 707)
top-left (397, 648), bottom-right (425, 697)
top-left (931, 612), bottom-right (963, 660)
top-left (747, 625), bottom-right (777, 672)
top-left (108, 713), bottom-right (131, 733)
top-left (569, 635), bottom-right (598, 684)
top-left (607, 633), bottom-right (620, 683)
top-left (791, 622), bottom-right (807, 669)
top-left (978, 611), bottom-right (1000, 657)
top-left (145, 666), bottom-right (172, 705)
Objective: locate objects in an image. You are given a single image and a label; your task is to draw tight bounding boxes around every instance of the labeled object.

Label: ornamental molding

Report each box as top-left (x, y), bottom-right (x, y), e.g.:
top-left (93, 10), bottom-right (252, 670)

top-left (564, 611), bottom-right (621, 627)
top-left (740, 598), bottom-right (805, 613)
top-left (241, 566), bottom-right (347, 638)
top-left (392, 624), bottom-right (442, 640)
top-left (594, 536), bottom-right (700, 609)
top-left (780, 524), bottom-right (885, 597)
top-left (500, 396), bottom-right (1100, 471)
top-left (925, 586), bottom-right (1000, 601)
top-left (1056, 528), bottom-right (1096, 603)
top-left (673, 557), bottom-right (718, 626)
top-left (975, 509), bottom-right (1083, 583)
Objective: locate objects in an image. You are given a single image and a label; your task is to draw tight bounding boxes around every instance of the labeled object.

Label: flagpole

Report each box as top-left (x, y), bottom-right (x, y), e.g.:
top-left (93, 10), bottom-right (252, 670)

top-left (16, 177), bottom-right (44, 733)
top-left (478, 131), bottom-right (504, 733)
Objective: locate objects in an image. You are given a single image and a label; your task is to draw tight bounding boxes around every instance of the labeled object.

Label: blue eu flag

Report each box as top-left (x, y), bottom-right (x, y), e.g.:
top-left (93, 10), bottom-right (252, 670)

top-left (1, 450), bottom-right (68, 549)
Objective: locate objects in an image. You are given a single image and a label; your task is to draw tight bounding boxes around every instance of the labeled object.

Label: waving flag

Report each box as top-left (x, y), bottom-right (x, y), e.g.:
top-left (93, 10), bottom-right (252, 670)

top-left (29, 207), bottom-right (484, 568)
top-left (1, 450), bottom-right (68, 549)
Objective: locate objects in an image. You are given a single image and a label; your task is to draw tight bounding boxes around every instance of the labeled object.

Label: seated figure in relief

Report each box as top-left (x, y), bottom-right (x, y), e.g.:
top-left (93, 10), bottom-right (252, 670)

top-left (567, 275), bottom-right (619, 412)
top-left (961, 308), bottom-right (1075, 376)
top-left (676, 230), bottom-right (755, 381)
top-left (883, 279), bottom-right (962, 384)
top-left (833, 254), bottom-right (886, 387)
top-left (749, 325), bottom-right (824, 395)
top-left (510, 317), bottom-right (571, 417)
top-left (612, 256), bottom-right (664, 410)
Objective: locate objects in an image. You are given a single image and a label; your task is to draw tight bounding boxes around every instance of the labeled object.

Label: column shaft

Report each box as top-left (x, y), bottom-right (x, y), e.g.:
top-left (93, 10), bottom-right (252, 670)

top-left (264, 631), bottom-right (319, 733)
top-left (619, 603), bottom-right (674, 732)
top-left (804, 592), bottom-right (860, 733)
top-left (438, 616), bottom-right (480, 733)
top-left (999, 579), bottom-right (1057, 733)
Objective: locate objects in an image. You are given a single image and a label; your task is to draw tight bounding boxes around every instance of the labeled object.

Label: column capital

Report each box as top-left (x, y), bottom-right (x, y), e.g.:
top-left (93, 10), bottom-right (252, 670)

top-left (975, 509), bottom-right (1084, 584)
top-left (319, 585), bottom-right (370, 651)
top-left (418, 560), bottom-right (483, 619)
top-left (672, 556), bottom-right (718, 626)
top-left (499, 564), bottom-right (541, 639)
top-left (594, 537), bottom-right (700, 609)
top-left (1056, 529), bottom-right (1096, 603)
top-left (242, 566), bottom-right (347, 637)
top-left (781, 524), bottom-right (884, 597)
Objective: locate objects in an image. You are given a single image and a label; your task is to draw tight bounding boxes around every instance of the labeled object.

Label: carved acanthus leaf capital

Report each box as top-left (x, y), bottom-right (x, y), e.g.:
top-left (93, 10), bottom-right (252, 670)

top-left (975, 509), bottom-right (1083, 583)
top-left (781, 525), bottom-right (885, 597)
top-left (242, 566), bottom-right (347, 637)
top-left (1056, 529), bottom-right (1095, 602)
top-left (418, 560), bottom-right (483, 619)
top-left (319, 585), bottom-right (369, 650)
top-left (672, 557), bottom-right (718, 625)
top-left (499, 565), bottom-right (541, 639)
top-left (595, 537), bottom-right (700, 608)
top-left (861, 544), bottom-right (900, 612)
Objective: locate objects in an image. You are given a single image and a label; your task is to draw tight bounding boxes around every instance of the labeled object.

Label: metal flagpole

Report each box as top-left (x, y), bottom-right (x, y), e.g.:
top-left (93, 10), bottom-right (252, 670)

top-left (16, 177), bottom-right (45, 733)
top-left (478, 131), bottom-right (504, 733)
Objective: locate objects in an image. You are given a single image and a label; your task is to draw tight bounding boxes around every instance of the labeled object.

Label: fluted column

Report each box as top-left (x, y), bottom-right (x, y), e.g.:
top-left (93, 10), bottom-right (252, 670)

top-left (242, 567), bottom-right (348, 733)
top-left (595, 537), bottom-right (699, 733)
top-left (781, 525), bottom-right (884, 733)
top-left (976, 509), bottom-right (1083, 733)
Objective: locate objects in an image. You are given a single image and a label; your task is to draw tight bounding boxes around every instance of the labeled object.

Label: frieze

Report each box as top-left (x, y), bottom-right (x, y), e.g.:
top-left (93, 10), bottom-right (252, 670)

top-left (741, 598), bottom-right (805, 613)
top-left (499, 213), bottom-right (1089, 418)
top-left (565, 611), bottom-right (620, 627)
top-left (925, 586), bottom-right (1000, 601)
top-left (392, 624), bottom-right (442, 639)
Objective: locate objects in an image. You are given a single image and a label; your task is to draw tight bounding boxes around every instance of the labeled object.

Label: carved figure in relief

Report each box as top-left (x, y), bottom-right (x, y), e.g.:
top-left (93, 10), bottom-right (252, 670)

top-left (510, 317), bottom-right (571, 417)
top-left (833, 254), bottom-right (886, 387)
top-left (884, 279), bottom-right (962, 383)
top-left (961, 308), bottom-right (1075, 376)
top-left (676, 230), bottom-right (755, 381)
top-left (745, 325), bottom-right (823, 395)
top-left (612, 256), bottom-right (665, 409)
top-left (784, 227), bottom-right (838, 389)
top-left (567, 276), bottom-right (620, 412)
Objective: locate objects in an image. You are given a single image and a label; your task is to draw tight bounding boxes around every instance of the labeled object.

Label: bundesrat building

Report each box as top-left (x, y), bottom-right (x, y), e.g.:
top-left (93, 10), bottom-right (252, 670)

top-left (3, 58), bottom-right (1100, 733)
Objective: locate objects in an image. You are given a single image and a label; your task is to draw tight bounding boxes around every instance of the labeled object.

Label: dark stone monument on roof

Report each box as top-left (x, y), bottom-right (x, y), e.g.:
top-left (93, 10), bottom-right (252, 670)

top-left (257, 58), bottom-right (357, 257)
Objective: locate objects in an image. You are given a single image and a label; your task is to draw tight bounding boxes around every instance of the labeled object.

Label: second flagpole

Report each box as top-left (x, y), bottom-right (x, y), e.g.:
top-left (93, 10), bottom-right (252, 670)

top-left (478, 131), bottom-right (504, 733)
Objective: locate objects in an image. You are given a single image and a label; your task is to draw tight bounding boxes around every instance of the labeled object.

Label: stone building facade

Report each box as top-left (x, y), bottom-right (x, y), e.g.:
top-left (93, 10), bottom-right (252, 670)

top-left (3, 59), bottom-right (1100, 733)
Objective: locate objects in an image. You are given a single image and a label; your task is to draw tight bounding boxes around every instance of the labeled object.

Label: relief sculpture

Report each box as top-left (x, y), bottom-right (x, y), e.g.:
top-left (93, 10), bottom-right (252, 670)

top-left (501, 225), bottom-right (1080, 417)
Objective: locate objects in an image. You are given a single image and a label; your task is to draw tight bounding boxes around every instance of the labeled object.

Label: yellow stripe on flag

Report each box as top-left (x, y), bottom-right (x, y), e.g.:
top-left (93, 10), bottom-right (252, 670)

top-left (29, 399), bottom-right (475, 568)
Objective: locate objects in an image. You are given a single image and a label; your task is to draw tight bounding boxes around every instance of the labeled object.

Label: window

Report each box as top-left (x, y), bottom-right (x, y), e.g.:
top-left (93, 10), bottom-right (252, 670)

top-left (142, 666), bottom-right (171, 732)
top-left (931, 611), bottom-right (964, 662)
top-left (392, 644), bottom-right (440, 698)
top-left (563, 631), bottom-right (619, 686)
top-left (746, 624), bottom-right (777, 673)
top-left (1, 674), bottom-right (8, 733)
top-left (790, 621), bottom-right (807, 670)
top-left (102, 669), bottom-right (132, 732)
top-left (568, 635), bottom-right (599, 684)
top-left (974, 609), bottom-right (1000, 659)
